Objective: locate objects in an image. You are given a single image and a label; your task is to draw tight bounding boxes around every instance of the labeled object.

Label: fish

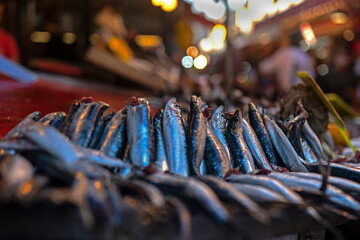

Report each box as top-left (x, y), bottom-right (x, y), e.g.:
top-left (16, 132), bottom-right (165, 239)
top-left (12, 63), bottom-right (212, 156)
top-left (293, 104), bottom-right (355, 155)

top-left (17, 123), bottom-right (81, 165)
top-left (126, 97), bottom-right (153, 168)
top-left (226, 174), bottom-right (304, 204)
top-left (163, 98), bottom-right (189, 176)
top-left (230, 183), bottom-right (288, 203)
top-left (17, 123), bottom-right (132, 178)
top-left (242, 118), bottom-right (273, 170)
top-left (268, 172), bottom-right (360, 215)
top-left (89, 111), bottom-right (116, 149)
top-left (286, 112), bottom-right (308, 160)
top-left (199, 159), bottom-right (208, 175)
top-left (79, 147), bottom-right (133, 176)
top-left (166, 197), bottom-right (191, 240)
top-left (152, 109), bottom-right (169, 172)
top-left (97, 108), bottom-right (128, 159)
top-left (287, 172), bottom-right (360, 194)
top-left (61, 97), bottom-right (92, 136)
top-left (68, 101), bottom-right (109, 147)
top-left (226, 109), bottom-right (255, 173)
top-left (197, 175), bottom-right (269, 223)
top-left (302, 120), bottom-right (325, 160)
top-left (187, 95), bottom-right (207, 175)
top-left (39, 112), bottom-right (66, 129)
top-left (263, 115), bottom-right (308, 172)
top-left (146, 173), bottom-right (229, 223)
top-left (248, 103), bottom-right (281, 167)
top-left (0, 154), bottom-right (34, 196)
top-left (204, 127), bottom-right (231, 178)
top-left (113, 178), bottom-right (166, 208)
top-left (305, 162), bottom-right (360, 182)
top-left (300, 138), bottom-right (318, 164)
top-left (209, 106), bottom-right (231, 161)
top-left (4, 111), bottom-right (41, 139)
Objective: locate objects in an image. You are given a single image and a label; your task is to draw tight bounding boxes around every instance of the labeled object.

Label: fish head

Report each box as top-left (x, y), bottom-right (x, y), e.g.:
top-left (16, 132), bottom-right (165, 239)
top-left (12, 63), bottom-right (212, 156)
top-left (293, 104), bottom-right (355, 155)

top-left (165, 97), bottom-right (181, 115)
top-left (227, 109), bottom-right (242, 132)
top-left (248, 102), bottom-right (261, 118)
top-left (190, 95), bottom-right (202, 112)
top-left (210, 106), bottom-right (226, 129)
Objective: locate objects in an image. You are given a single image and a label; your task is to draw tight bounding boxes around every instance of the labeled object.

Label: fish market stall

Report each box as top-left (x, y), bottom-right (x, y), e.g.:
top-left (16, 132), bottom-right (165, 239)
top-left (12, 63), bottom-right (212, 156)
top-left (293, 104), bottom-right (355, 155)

top-left (0, 72), bottom-right (360, 239)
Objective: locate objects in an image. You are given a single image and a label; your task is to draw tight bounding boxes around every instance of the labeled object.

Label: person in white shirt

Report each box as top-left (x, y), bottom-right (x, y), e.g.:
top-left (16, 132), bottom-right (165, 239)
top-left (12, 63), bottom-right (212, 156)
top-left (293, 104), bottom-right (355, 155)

top-left (259, 32), bottom-right (314, 96)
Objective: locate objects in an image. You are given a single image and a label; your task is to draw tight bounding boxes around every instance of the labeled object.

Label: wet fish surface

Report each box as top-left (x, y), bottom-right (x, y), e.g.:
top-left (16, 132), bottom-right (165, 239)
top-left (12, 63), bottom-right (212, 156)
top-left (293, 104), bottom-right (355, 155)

top-left (209, 106), bottom-right (231, 161)
top-left (152, 109), bottom-right (169, 172)
top-left (163, 98), bottom-right (189, 176)
top-left (242, 118), bottom-right (272, 170)
top-left (146, 173), bottom-right (229, 223)
top-left (97, 108), bottom-right (128, 159)
top-left (204, 127), bottom-right (231, 178)
top-left (226, 109), bottom-right (255, 173)
top-left (263, 115), bottom-right (308, 172)
top-left (187, 96), bottom-right (207, 175)
top-left (68, 101), bottom-right (109, 147)
top-left (126, 97), bottom-right (153, 168)
top-left (39, 112), bottom-right (66, 129)
top-left (248, 103), bottom-right (280, 167)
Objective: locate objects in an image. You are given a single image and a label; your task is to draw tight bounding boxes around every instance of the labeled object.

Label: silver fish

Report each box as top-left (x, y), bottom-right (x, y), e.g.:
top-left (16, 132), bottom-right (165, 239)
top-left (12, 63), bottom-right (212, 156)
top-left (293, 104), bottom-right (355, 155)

top-left (146, 173), bottom-right (229, 223)
top-left (226, 109), bottom-right (255, 173)
top-left (248, 103), bottom-right (281, 168)
top-left (68, 101), bottom-right (109, 147)
top-left (263, 115), bottom-right (308, 172)
top-left (39, 112), bottom-right (66, 128)
top-left (242, 118), bottom-right (272, 170)
top-left (126, 97), bottom-right (153, 168)
top-left (302, 120), bottom-right (325, 160)
top-left (300, 137), bottom-right (318, 164)
top-left (124, 179), bottom-right (166, 208)
top-left (287, 172), bottom-right (360, 195)
top-left (152, 109), bottom-right (169, 172)
top-left (209, 106), bottom-right (231, 161)
top-left (163, 98), bottom-right (188, 176)
top-left (227, 174), bottom-right (304, 204)
top-left (204, 127), bottom-right (231, 178)
top-left (97, 108), bottom-right (128, 159)
top-left (231, 183), bottom-right (288, 203)
top-left (269, 172), bottom-right (360, 215)
top-left (187, 95), bottom-right (207, 175)
top-left (4, 111), bottom-right (41, 139)
top-left (197, 176), bottom-right (269, 223)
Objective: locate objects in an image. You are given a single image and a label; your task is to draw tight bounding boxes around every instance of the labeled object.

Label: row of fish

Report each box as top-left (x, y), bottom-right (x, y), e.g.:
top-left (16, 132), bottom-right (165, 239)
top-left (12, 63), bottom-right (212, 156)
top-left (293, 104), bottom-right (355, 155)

top-left (0, 96), bottom-right (360, 238)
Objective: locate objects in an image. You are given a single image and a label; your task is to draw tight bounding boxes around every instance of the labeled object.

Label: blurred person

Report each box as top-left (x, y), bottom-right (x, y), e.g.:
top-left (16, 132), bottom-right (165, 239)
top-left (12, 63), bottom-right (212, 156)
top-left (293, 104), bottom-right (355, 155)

top-left (0, 1), bottom-right (19, 62)
top-left (258, 31), bottom-right (314, 96)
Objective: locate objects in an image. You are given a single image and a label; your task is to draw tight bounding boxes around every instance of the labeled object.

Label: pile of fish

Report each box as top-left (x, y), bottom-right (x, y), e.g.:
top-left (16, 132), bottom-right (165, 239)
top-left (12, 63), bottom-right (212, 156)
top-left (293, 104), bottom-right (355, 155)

top-left (0, 96), bottom-right (360, 238)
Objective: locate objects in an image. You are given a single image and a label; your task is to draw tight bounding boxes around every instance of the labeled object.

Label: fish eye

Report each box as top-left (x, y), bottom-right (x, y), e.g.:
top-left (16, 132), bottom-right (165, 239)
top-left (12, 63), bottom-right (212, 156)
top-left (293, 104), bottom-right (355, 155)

top-left (220, 113), bottom-right (224, 118)
top-left (174, 103), bottom-right (180, 108)
top-left (234, 118), bottom-right (238, 123)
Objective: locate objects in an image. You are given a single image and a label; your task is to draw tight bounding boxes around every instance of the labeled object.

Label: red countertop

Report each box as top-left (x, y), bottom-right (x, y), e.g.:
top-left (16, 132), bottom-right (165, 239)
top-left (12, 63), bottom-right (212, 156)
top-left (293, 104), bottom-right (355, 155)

top-left (0, 76), bottom-right (155, 139)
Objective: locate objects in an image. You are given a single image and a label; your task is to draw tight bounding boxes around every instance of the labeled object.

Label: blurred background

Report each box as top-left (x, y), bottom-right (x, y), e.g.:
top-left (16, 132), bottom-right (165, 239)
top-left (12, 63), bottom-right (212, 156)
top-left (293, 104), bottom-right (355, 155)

top-left (1, 0), bottom-right (360, 111)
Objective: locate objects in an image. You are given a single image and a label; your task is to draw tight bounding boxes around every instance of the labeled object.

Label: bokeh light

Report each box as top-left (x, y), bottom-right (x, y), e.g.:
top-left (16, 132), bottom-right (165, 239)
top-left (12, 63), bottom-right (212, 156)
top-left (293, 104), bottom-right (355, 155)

top-left (317, 64), bottom-right (329, 76)
top-left (193, 55), bottom-right (208, 70)
top-left (186, 46), bottom-right (199, 58)
top-left (181, 56), bottom-right (194, 69)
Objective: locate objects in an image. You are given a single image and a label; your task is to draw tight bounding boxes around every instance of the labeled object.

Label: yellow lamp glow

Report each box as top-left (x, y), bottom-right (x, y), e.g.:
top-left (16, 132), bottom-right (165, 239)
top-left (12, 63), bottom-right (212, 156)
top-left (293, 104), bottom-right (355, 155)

top-left (211, 24), bottom-right (227, 44)
top-left (151, 0), bottom-right (162, 7)
top-left (161, 0), bottom-right (177, 12)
